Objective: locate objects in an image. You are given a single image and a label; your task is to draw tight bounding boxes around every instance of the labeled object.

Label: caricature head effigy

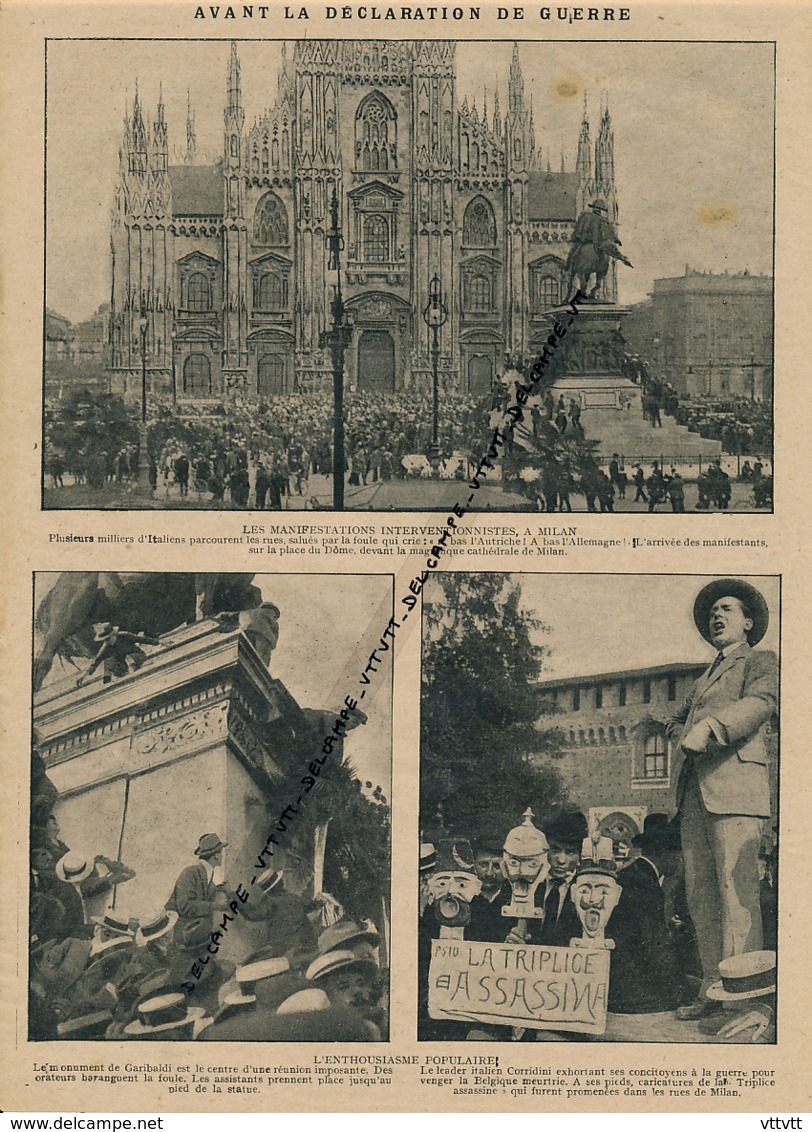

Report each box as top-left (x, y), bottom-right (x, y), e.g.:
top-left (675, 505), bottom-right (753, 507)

top-left (500, 808), bottom-right (549, 918)
top-left (570, 836), bottom-right (621, 947)
top-left (426, 839), bottom-right (482, 928)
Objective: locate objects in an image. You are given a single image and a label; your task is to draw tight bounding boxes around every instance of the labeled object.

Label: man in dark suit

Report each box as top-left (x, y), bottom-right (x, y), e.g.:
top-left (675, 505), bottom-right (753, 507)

top-left (535, 806), bottom-right (588, 947)
top-left (165, 833), bottom-right (230, 994)
top-left (667, 579), bottom-right (778, 1020)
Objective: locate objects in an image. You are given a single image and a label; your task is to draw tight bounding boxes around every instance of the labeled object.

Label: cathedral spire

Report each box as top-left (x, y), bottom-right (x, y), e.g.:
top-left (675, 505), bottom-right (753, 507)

top-left (227, 40), bottom-right (242, 116)
top-left (576, 91), bottom-right (592, 188)
top-left (508, 42), bottom-right (525, 114)
top-left (186, 89), bottom-right (197, 164)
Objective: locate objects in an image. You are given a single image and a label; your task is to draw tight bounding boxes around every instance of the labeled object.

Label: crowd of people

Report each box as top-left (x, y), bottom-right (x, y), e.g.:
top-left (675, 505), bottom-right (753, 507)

top-left (29, 753), bottom-right (388, 1042)
top-left (418, 805), bottom-right (777, 1043)
top-left (44, 389), bottom-right (492, 503)
top-left (673, 395), bottom-right (773, 456)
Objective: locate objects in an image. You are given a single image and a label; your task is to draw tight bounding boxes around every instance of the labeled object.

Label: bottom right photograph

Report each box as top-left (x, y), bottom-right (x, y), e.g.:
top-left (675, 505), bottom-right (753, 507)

top-left (418, 572), bottom-right (780, 1044)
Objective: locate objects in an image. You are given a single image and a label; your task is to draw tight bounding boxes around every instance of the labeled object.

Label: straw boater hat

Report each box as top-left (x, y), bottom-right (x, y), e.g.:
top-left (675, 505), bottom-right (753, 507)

top-left (254, 867), bottom-right (285, 896)
top-left (122, 991), bottom-right (206, 1039)
top-left (222, 950), bottom-right (300, 1008)
top-left (317, 919), bottom-right (379, 957)
top-left (87, 935), bottom-right (135, 968)
top-left (57, 1006), bottom-right (115, 1040)
top-left (55, 851), bottom-right (94, 884)
top-left (306, 949), bottom-right (378, 984)
top-left (135, 909), bottom-right (178, 948)
top-left (706, 951), bottom-right (776, 1002)
top-left (419, 843), bottom-right (437, 873)
top-left (693, 578), bottom-right (770, 646)
top-left (90, 909), bottom-right (136, 938)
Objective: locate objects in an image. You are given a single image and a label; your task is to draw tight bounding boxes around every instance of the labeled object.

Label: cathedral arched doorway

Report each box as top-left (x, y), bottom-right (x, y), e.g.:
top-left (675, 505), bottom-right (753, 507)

top-left (183, 353), bottom-right (212, 397)
top-left (258, 354), bottom-right (286, 396)
top-left (468, 354), bottom-right (493, 395)
top-left (357, 330), bottom-right (395, 393)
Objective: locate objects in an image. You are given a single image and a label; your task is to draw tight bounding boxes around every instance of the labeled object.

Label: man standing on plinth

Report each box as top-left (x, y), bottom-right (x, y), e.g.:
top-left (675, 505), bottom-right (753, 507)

top-left (667, 579), bottom-right (778, 1021)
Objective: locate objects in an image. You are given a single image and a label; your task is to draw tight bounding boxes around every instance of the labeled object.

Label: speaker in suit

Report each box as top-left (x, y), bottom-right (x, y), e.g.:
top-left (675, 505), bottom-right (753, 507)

top-left (667, 579), bottom-right (777, 1012)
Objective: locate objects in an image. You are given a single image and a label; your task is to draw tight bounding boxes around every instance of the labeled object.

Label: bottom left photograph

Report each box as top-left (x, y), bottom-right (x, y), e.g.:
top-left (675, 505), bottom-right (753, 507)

top-left (28, 570), bottom-right (392, 1041)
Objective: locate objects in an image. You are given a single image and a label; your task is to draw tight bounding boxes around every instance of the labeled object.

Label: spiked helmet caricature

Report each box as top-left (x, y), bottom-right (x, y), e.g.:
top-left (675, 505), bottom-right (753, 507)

top-left (500, 808), bottom-right (550, 920)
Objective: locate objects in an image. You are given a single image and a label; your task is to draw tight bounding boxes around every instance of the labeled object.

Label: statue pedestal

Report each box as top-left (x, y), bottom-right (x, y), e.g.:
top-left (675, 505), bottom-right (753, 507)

top-left (34, 619), bottom-right (307, 937)
top-left (546, 303), bottom-right (641, 412)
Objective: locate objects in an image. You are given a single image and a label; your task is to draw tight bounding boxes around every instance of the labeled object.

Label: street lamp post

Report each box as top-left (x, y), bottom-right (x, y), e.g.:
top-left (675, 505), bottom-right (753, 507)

top-left (319, 188), bottom-right (353, 511)
top-left (137, 311), bottom-right (151, 490)
top-left (422, 274), bottom-right (448, 475)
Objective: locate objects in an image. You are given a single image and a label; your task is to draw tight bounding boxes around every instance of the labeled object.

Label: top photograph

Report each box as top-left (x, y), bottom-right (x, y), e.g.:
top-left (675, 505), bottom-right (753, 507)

top-left (42, 37), bottom-right (774, 513)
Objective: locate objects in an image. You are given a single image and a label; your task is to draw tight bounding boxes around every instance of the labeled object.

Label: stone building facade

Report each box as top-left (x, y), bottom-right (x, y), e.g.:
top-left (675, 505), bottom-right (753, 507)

top-left (108, 40), bottom-right (618, 400)
top-left (533, 661), bottom-right (778, 821)
top-left (624, 269), bottom-right (773, 400)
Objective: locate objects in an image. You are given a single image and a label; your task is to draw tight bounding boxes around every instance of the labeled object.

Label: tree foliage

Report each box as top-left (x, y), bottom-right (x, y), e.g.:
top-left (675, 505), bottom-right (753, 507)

top-left (420, 573), bottom-right (567, 842)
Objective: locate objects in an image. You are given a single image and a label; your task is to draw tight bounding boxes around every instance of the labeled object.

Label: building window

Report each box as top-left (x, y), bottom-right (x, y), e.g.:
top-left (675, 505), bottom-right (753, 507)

top-left (254, 192), bottom-right (289, 246)
top-left (618, 725), bottom-right (627, 742)
top-left (588, 728), bottom-right (596, 745)
top-left (255, 271), bottom-right (287, 311)
top-left (595, 686), bottom-right (603, 709)
top-left (608, 726), bottom-right (616, 744)
top-left (598, 727), bottom-right (606, 745)
top-left (618, 682), bottom-right (627, 707)
top-left (363, 215), bottom-right (389, 262)
top-left (530, 259), bottom-right (566, 314)
top-left (643, 679), bottom-right (652, 704)
top-left (667, 675), bottom-right (678, 702)
top-left (644, 732), bottom-right (668, 779)
top-left (187, 272), bottom-right (211, 312)
top-left (572, 687), bottom-right (580, 711)
top-left (463, 197), bottom-right (496, 247)
top-left (569, 729), bottom-right (575, 745)
top-left (466, 273), bottom-right (492, 313)
top-left (356, 91), bottom-right (397, 172)
top-left (578, 729), bottom-right (585, 745)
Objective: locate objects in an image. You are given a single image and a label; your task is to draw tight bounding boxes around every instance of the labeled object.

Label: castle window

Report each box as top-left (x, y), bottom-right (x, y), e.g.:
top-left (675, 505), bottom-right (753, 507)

top-left (618, 682), bottom-right (627, 707)
top-left (466, 273), bottom-right (492, 313)
top-left (598, 727), bottom-right (606, 745)
top-left (578, 729), bottom-right (585, 745)
top-left (642, 678), bottom-right (652, 704)
top-left (254, 192), bottom-right (289, 246)
top-left (187, 272), bottom-right (211, 312)
top-left (572, 687), bottom-right (580, 711)
top-left (356, 91), bottom-right (397, 172)
top-left (608, 726), bottom-right (616, 744)
top-left (463, 196), bottom-right (496, 247)
top-left (363, 215), bottom-right (389, 262)
top-left (588, 728), bottom-right (596, 745)
top-left (595, 686), bottom-right (603, 709)
top-left (667, 675), bottom-right (678, 702)
top-left (643, 732), bottom-right (668, 779)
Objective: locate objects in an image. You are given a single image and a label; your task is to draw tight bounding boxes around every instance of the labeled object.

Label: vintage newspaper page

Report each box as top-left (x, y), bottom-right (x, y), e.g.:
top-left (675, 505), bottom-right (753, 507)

top-left (1, 0), bottom-right (810, 1117)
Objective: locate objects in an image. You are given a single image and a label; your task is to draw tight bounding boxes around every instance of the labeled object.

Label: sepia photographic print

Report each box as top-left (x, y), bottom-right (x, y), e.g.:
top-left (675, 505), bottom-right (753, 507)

top-left (29, 571), bottom-right (392, 1042)
top-left (419, 573), bottom-right (779, 1043)
top-left (42, 37), bottom-right (774, 513)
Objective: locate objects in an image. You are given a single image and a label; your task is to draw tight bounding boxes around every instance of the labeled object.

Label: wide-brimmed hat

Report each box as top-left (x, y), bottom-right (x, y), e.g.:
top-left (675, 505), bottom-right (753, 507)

top-left (92, 622), bottom-right (118, 642)
top-left (57, 1007), bottom-right (114, 1040)
top-left (590, 198), bottom-right (608, 213)
top-left (306, 949), bottom-right (378, 983)
top-left (419, 843), bottom-right (437, 873)
top-left (55, 851), bottom-right (94, 884)
top-left (122, 991), bottom-right (206, 1038)
top-left (135, 909), bottom-right (178, 947)
top-left (254, 867), bottom-right (285, 896)
top-left (194, 833), bottom-right (227, 858)
top-left (706, 950), bottom-right (776, 1001)
top-left (693, 578), bottom-right (769, 645)
top-left (198, 990), bottom-right (372, 1042)
top-left (222, 950), bottom-right (297, 1007)
top-left (539, 805), bottom-right (589, 850)
top-left (317, 920), bottom-right (379, 957)
top-left (90, 909), bottom-right (136, 937)
top-left (87, 935), bottom-right (135, 968)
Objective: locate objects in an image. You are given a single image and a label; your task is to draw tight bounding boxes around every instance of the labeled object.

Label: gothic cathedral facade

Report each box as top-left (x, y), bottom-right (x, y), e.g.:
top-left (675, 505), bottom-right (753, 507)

top-left (109, 41), bottom-right (617, 400)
